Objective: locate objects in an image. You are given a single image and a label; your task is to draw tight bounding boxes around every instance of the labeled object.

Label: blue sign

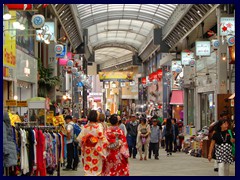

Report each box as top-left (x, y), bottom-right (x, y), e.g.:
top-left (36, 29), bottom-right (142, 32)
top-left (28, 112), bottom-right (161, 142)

top-left (56, 45), bottom-right (66, 58)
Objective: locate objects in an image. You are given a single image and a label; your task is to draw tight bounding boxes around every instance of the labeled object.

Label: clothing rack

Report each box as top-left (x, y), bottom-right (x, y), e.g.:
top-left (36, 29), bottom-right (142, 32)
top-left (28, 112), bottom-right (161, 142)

top-left (13, 124), bottom-right (61, 176)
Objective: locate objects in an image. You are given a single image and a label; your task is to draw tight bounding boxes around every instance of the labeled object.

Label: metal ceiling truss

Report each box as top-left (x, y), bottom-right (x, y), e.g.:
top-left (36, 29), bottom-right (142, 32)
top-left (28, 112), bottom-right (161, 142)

top-left (94, 43), bottom-right (138, 53)
top-left (164, 4), bottom-right (219, 50)
top-left (50, 4), bottom-right (82, 50)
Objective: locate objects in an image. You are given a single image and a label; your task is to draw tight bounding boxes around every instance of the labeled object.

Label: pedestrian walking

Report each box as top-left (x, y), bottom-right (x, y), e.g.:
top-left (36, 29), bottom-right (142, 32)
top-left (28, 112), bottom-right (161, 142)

top-left (136, 118), bottom-right (151, 160)
top-left (162, 118), bottom-right (175, 156)
top-left (208, 119), bottom-right (235, 176)
top-left (77, 110), bottom-right (109, 176)
top-left (102, 114), bottom-right (129, 176)
top-left (149, 118), bottom-right (162, 160)
top-left (63, 115), bottom-right (79, 171)
top-left (126, 114), bottom-right (138, 159)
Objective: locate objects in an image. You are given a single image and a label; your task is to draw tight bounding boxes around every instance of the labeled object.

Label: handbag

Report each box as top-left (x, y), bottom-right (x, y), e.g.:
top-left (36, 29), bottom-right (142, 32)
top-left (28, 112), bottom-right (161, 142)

top-left (228, 130), bottom-right (235, 158)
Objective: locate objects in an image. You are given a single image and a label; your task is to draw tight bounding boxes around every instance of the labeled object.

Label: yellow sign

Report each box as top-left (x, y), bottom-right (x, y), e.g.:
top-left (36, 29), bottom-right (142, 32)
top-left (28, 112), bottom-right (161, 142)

top-left (6, 100), bottom-right (17, 106)
top-left (99, 71), bottom-right (134, 81)
top-left (3, 11), bottom-right (16, 67)
top-left (17, 101), bottom-right (28, 107)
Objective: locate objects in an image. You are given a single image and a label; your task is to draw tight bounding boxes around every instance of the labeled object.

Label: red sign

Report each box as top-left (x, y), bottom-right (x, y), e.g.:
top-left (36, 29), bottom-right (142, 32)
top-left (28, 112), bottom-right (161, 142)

top-left (5, 4), bottom-right (33, 10)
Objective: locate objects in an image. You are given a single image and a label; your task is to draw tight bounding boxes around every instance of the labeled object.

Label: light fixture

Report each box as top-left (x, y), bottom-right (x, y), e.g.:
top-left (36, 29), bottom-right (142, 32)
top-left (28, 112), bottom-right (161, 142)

top-left (63, 95), bottom-right (67, 100)
top-left (221, 53), bottom-right (227, 61)
top-left (3, 5), bottom-right (11, 20)
top-left (177, 105), bottom-right (180, 108)
top-left (13, 95), bottom-right (18, 100)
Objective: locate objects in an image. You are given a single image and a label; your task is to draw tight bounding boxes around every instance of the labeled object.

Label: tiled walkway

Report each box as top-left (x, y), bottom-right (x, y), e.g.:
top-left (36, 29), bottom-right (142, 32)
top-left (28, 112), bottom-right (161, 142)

top-left (56, 151), bottom-right (235, 176)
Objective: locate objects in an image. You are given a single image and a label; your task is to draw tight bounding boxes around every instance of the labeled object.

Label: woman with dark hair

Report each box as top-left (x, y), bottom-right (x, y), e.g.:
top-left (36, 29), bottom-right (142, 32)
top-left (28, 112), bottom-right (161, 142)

top-left (163, 118), bottom-right (175, 156)
top-left (208, 119), bottom-right (235, 176)
top-left (102, 114), bottom-right (129, 176)
top-left (77, 110), bottom-right (109, 176)
top-left (136, 118), bottom-right (151, 160)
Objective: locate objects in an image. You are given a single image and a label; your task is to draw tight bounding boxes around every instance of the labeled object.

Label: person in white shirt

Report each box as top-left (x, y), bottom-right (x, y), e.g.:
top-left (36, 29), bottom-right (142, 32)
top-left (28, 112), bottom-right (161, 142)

top-left (63, 115), bottom-right (79, 171)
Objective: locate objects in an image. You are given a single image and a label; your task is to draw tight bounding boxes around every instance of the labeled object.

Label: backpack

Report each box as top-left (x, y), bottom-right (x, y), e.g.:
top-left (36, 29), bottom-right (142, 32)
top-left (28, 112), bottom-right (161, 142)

top-left (72, 123), bottom-right (81, 142)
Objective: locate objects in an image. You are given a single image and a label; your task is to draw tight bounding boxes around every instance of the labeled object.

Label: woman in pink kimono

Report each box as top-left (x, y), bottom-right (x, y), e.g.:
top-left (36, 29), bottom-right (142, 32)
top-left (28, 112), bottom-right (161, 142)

top-left (102, 114), bottom-right (130, 176)
top-left (77, 110), bottom-right (109, 176)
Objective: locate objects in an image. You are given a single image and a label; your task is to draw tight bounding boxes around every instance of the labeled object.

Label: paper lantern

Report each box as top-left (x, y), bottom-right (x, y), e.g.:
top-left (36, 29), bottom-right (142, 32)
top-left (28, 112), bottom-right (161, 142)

top-left (59, 58), bottom-right (68, 66)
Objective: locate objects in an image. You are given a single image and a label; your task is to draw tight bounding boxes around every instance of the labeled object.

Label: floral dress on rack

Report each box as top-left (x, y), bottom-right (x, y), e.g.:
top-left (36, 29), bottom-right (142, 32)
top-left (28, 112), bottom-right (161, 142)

top-left (102, 126), bottom-right (130, 176)
top-left (77, 122), bottom-right (109, 176)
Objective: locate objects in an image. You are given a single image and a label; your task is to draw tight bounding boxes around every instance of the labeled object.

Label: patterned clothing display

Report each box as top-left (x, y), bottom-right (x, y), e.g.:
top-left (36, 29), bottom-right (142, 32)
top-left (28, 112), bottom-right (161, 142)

top-left (102, 126), bottom-right (130, 176)
top-left (77, 122), bottom-right (109, 176)
top-left (8, 127), bottom-right (65, 176)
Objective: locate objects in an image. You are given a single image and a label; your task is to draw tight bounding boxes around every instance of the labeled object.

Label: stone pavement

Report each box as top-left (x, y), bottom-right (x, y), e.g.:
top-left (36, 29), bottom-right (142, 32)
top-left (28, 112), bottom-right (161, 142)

top-left (55, 151), bottom-right (235, 176)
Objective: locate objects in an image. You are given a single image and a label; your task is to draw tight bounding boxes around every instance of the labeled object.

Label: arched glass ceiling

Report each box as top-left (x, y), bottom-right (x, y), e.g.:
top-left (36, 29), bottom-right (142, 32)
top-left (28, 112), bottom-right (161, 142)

top-left (88, 19), bottom-right (154, 50)
top-left (95, 47), bottom-right (132, 64)
top-left (77, 4), bottom-right (178, 28)
top-left (75, 4), bottom-right (178, 65)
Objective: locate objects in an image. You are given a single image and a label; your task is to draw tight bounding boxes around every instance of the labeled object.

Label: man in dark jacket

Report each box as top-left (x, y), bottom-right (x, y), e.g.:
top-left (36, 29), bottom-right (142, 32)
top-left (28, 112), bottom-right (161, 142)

top-left (171, 118), bottom-right (179, 152)
top-left (126, 114), bottom-right (138, 158)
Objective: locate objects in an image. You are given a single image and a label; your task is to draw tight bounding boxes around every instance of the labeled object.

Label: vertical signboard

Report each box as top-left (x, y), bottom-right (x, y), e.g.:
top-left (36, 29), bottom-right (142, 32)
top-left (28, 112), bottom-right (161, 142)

top-left (3, 11), bottom-right (16, 80)
top-left (220, 17), bottom-right (235, 36)
top-left (172, 60), bottom-right (183, 90)
top-left (162, 66), bottom-right (170, 118)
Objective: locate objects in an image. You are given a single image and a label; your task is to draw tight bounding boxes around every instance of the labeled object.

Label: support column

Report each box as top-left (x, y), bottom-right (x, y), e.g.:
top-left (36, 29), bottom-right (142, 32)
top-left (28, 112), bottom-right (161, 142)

top-left (82, 57), bottom-right (88, 118)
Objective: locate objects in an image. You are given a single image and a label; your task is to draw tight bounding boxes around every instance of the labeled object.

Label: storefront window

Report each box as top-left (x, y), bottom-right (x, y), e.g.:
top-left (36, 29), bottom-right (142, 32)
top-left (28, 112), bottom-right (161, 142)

top-left (200, 92), bottom-right (215, 128)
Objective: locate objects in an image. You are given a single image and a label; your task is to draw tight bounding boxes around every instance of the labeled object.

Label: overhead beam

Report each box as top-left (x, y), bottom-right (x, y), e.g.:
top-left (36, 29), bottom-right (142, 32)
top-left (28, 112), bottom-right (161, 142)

top-left (93, 43), bottom-right (138, 53)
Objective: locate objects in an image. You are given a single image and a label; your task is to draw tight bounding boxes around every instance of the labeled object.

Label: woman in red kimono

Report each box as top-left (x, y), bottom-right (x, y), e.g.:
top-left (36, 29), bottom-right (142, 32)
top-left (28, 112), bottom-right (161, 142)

top-left (102, 114), bottom-right (130, 176)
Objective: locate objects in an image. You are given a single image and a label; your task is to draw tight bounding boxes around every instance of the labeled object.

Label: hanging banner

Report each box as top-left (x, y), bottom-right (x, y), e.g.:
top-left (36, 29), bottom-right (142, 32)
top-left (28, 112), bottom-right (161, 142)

top-left (5, 4), bottom-right (33, 10)
top-left (195, 41), bottom-right (211, 56)
top-left (181, 51), bottom-right (195, 66)
top-left (99, 71), bottom-right (133, 81)
top-left (220, 17), bottom-right (235, 36)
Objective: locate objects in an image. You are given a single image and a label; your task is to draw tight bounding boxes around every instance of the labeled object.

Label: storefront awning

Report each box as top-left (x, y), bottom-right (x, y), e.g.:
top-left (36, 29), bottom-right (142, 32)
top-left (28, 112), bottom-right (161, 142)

top-left (170, 90), bottom-right (184, 105)
top-left (228, 93), bottom-right (235, 99)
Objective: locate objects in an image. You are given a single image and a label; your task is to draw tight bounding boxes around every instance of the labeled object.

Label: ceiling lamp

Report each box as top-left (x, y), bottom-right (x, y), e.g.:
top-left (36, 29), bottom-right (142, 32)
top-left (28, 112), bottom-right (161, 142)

top-left (3, 5), bottom-right (11, 20)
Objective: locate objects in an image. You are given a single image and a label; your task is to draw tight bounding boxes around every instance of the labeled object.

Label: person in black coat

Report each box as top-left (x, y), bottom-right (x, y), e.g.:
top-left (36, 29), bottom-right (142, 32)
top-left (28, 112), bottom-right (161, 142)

top-left (171, 118), bottom-right (179, 152)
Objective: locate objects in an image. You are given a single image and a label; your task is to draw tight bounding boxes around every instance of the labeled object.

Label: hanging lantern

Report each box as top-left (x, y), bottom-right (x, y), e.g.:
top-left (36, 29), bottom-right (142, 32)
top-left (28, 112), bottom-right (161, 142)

top-left (67, 60), bottom-right (74, 67)
top-left (71, 67), bottom-right (78, 74)
top-left (142, 77), bottom-right (146, 84)
top-left (157, 69), bottom-right (162, 80)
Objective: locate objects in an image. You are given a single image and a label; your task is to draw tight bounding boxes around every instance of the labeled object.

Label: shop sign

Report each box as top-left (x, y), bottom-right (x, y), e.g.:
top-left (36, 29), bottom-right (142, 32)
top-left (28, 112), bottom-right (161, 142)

top-left (99, 71), bottom-right (133, 81)
top-left (4, 11), bottom-right (16, 68)
top-left (195, 41), bottom-right (211, 56)
top-left (220, 17), bottom-right (235, 36)
top-left (3, 66), bottom-right (14, 79)
top-left (226, 35), bottom-right (235, 46)
top-left (17, 101), bottom-right (28, 107)
top-left (5, 4), bottom-right (33, 10)
top-left (181, 52), bottom-right (194, 66)
top-left (36, 21), bottom-right (55, 41)
top-left (6, 100), bottom-right (17, 106)
top-left (56, 45), bottom-right (66, 58)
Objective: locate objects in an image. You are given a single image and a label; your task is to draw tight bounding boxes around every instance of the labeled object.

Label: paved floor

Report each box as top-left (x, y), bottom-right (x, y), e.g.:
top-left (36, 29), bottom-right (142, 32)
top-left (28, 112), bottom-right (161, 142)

top-left (55, 150), bottom-right (235, 176)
